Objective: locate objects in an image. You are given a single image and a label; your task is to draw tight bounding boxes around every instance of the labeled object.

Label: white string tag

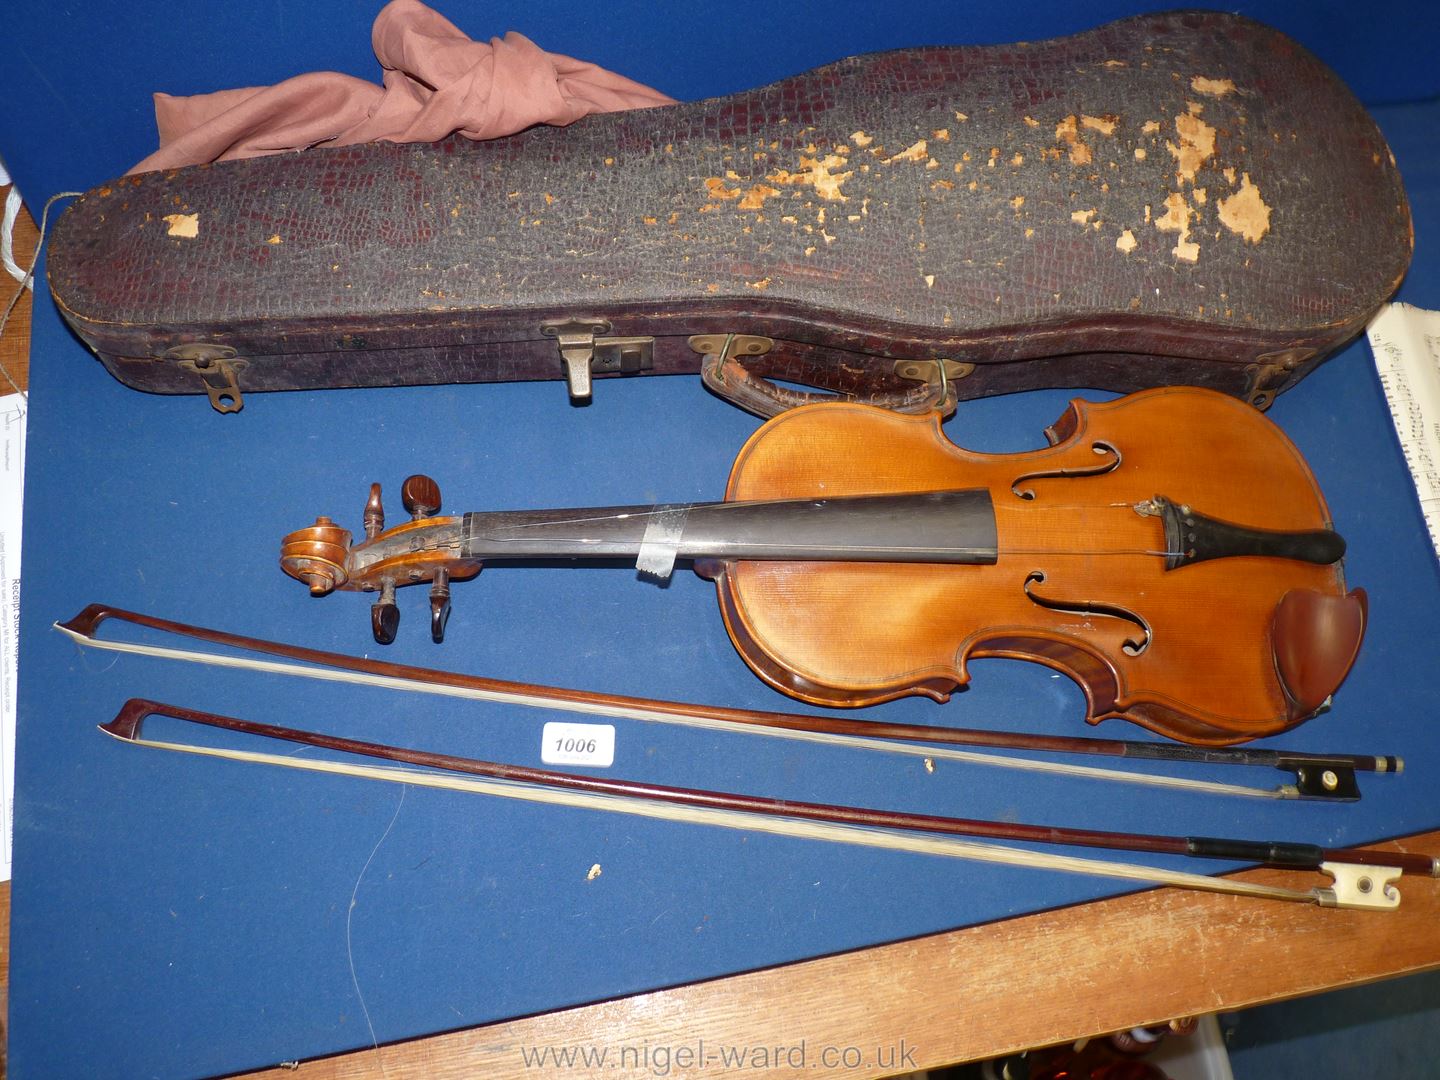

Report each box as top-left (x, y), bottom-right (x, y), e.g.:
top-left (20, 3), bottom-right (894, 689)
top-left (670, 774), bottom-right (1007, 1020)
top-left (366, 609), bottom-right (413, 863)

top-left (2, 188), bottom-right (28, 289)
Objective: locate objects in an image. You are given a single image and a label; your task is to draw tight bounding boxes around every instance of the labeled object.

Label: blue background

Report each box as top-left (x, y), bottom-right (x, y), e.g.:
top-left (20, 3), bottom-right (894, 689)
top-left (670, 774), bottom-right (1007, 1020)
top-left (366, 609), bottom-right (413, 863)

top-left (3, 3), bottom-right (1439, 1077)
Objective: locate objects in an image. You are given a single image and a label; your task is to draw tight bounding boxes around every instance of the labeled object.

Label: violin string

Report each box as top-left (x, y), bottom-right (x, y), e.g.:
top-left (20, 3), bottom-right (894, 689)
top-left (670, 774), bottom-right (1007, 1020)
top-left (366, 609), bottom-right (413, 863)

top-left (475, 534), bottom-right (1012, 557)
top-left (473, 498), bottom-right (1181, 559)
top-left (1003, 501), bottom-right (1150, 510)
top-left (1000, 548), bottom-right (1182, 558)
top-left (473, 534), bottom-right (1186, 560)
top-left (480, 497), bottom-right (1153, 537)
top-left (346, 786), bottom-right (404, 1080)
top-left (493, 507), bottom-right (694, 530)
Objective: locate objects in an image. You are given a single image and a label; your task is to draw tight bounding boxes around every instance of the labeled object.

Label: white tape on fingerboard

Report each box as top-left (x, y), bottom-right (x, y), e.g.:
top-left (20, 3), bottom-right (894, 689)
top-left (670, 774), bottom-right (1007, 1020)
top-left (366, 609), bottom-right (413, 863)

top-left (635, 505), bottom-right (689, 581)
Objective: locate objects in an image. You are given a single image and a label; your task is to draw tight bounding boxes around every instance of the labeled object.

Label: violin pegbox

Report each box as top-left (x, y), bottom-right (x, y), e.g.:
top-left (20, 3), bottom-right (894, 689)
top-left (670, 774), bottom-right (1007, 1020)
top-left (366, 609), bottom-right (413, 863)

top-left (280, 474), bottom-right (480, 646)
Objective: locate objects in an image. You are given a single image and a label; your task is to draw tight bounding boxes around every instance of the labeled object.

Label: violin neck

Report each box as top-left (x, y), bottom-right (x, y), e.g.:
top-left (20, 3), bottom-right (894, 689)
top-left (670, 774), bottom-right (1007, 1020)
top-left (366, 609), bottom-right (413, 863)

top-left (458, 490), bottom-right (999, 566)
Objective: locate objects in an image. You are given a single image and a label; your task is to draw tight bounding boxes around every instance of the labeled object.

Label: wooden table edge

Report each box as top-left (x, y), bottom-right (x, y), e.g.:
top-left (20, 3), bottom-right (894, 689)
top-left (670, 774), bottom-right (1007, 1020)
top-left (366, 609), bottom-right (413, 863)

top-left (0, 182), bottom-right (35, 395)
top-left (225, 829), bottom-right (1440, 1079)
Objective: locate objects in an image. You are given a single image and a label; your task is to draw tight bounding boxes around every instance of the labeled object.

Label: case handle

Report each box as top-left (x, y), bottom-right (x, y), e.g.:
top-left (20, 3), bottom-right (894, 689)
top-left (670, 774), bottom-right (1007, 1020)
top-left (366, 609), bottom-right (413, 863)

top-left (689, 335), bottom-right (958, 418)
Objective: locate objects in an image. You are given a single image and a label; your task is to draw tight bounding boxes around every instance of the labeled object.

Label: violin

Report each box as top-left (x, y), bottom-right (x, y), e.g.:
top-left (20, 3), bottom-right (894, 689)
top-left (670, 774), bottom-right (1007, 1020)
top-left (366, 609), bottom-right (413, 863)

top-left (280, 387), bottom-right (1365, 745)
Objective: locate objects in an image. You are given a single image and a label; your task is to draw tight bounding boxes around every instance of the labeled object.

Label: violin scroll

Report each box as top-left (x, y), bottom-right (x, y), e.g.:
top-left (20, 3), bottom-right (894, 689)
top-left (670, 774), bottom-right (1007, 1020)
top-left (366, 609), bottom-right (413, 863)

top-left (278, 517), bottom-right (353, 595)
top-left (280, 474), bottom-right (481, 644)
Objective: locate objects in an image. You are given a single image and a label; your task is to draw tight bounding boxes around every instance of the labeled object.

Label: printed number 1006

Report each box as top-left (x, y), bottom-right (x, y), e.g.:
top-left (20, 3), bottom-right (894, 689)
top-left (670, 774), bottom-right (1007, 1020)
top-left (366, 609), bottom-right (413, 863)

top-left (541, 722), bottom-right (616, 768)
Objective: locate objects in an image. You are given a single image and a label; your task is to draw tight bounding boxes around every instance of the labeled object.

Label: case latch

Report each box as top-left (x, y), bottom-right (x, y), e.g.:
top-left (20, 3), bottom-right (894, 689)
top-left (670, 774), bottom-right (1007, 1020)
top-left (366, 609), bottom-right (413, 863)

top-left (1244, 348), bottom-right (1316, 410)
top-left (166, 345), bottom-right (247, 413)
top-left (540, 319), bottom-right (653, 401)
top-left (894, 358), bottom-right (976, 386)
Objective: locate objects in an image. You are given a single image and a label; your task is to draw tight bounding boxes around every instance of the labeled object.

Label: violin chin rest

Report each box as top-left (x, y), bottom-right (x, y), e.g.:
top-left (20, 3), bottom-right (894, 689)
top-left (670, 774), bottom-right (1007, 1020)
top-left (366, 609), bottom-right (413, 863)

top-left (1272, 588), bottom-right (1368, 720)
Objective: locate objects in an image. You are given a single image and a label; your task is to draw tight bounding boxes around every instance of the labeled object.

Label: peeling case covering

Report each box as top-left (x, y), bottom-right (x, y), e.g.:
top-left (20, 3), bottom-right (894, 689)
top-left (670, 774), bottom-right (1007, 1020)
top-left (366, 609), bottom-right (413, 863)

top-left (47, 10), bottom-right (1412, 414)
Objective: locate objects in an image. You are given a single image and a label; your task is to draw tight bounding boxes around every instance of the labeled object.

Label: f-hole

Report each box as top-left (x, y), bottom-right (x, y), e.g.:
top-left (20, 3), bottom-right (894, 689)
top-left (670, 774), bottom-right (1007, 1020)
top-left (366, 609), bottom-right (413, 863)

top-left (1023, 570), bottom-right (1152, 656)
top-left (1011, 441), bottom-right (1121, 500)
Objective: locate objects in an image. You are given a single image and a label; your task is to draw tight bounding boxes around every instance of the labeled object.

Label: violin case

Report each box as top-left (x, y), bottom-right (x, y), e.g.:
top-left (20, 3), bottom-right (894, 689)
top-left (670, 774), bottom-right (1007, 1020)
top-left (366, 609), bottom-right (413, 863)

top-left (47, 10), bottom-right (1411, 414)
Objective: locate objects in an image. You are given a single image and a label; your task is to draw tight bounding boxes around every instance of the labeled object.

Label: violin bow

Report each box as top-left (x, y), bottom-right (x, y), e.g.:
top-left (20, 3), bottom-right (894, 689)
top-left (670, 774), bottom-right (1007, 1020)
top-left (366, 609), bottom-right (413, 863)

top-left (102, 698), bottom-right (1434, 911)
top-left (58, 603), bottom-right (1399, 802)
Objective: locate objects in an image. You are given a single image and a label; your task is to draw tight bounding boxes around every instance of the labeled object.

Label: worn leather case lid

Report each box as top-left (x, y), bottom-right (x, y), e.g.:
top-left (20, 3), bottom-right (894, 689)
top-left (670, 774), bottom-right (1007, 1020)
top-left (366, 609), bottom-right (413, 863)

top-left (48, 10), bottom-right (1411, 399)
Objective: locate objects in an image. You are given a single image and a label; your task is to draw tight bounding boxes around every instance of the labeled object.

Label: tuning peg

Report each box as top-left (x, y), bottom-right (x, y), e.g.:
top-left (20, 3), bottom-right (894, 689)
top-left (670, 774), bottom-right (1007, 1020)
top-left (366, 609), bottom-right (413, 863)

top-left (363, 483), bottom-right (385, 539)
top-left (430, 569), bottom-right (451, 643)
top-left (402, 474), bottom-right (441, 520)
top-left (371, 581), bottom-right (399, 645)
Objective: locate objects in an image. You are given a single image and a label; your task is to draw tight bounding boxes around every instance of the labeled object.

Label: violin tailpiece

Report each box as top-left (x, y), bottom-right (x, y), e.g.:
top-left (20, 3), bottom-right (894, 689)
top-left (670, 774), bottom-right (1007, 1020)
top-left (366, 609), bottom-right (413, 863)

top-left (1147, 495), bottom-right (1347, 570)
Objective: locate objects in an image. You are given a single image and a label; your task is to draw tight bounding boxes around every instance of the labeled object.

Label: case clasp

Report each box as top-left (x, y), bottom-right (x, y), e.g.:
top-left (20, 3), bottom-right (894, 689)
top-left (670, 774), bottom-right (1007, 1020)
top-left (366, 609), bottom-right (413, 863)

top-left (540, 319), bottom-right (653, 400)
top-left (167, 345), bottom-right (246, 413)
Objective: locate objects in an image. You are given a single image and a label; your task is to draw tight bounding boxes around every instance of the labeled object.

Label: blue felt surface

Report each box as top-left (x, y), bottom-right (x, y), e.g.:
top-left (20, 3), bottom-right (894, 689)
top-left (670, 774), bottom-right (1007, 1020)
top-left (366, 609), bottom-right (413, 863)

top-left (2, 4), bottom-right (1439, 1078)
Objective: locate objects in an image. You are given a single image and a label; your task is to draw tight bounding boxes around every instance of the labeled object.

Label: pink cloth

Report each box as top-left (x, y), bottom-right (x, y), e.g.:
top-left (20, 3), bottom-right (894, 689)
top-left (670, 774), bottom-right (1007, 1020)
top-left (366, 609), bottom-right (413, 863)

top-left (128, 0), bottom-right (676, 174)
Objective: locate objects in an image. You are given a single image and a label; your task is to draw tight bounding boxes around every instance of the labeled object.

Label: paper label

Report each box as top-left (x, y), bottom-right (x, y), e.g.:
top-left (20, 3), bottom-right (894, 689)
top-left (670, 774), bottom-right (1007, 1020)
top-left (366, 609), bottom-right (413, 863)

top-left (541, 722), bottom-right (616, 768)
top-left (1367, 303), bottom-right (1440, 564)
top-left (0, 392), bottom-right (25, 881)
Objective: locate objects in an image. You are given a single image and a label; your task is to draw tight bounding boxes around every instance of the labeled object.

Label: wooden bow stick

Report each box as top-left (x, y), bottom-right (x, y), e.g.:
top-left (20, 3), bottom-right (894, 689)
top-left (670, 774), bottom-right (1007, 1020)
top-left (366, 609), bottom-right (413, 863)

top-left (102, 698), bottom-right (1433, 910)
top-left (58, 603), bottom-right (1400, 801)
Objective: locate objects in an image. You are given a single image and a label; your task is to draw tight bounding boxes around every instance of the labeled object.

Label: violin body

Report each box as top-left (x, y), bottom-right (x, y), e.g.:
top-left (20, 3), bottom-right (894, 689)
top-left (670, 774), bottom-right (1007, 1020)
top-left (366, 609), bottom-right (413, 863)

top-left (711, 388), bottom-right (1363, 743)
top-left (281, 387), bottom-right (1365, 745)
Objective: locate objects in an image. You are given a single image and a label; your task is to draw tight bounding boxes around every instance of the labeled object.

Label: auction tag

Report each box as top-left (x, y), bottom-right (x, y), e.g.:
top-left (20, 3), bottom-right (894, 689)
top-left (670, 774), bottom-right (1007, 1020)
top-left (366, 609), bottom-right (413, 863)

top-left (541, 722), bottom-right (616, 768)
